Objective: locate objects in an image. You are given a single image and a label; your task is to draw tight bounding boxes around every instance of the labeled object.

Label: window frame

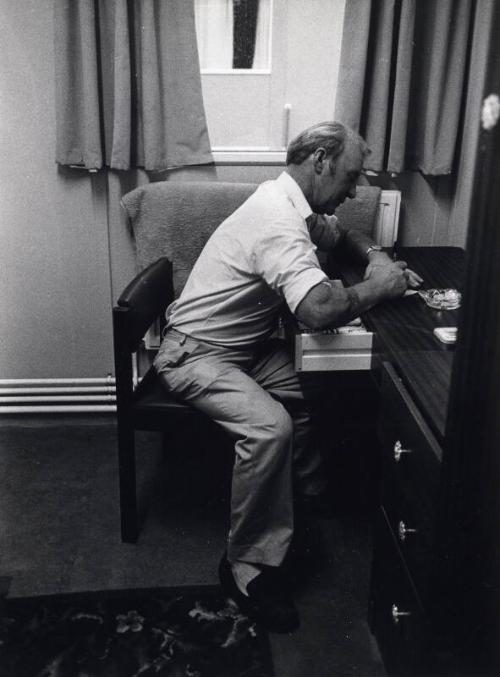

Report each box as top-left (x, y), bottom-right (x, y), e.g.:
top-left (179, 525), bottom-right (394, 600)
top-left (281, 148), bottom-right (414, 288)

top-left (198, 0), bottom-right (345, 162)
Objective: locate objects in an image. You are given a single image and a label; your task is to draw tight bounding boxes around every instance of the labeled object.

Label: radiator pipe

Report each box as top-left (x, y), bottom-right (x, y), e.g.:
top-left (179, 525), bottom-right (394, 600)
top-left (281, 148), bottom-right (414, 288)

top-left (0, 386), bottom-right (115, 395)
top-left (0, 405), bottom-right (116, 414)
top-left (0, 377), bottom-right (115, 387)
top-left (1, 395), bottom-right (116, 404)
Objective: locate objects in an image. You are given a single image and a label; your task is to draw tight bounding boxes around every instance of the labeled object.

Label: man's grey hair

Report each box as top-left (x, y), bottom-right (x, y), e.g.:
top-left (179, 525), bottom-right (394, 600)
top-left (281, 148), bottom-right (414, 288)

top-left (286, 121), bottom-right (369, 168)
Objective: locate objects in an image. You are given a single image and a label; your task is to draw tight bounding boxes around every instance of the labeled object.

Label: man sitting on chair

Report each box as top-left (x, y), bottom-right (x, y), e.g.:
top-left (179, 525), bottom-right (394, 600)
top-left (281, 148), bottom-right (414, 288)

top-left (154, 121), bottom-right (422, 632)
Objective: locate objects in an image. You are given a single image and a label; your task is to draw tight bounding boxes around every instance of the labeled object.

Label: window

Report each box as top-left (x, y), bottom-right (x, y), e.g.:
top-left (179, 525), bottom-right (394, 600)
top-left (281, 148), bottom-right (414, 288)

top-left (194, 0), bottom-right (346, 157)
top-left (195, 0), bottom-right (271, 71)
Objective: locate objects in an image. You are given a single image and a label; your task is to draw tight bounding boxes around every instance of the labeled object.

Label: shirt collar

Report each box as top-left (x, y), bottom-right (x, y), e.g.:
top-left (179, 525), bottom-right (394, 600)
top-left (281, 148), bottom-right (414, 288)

top-left (276, 171), bottom-right (313, 222)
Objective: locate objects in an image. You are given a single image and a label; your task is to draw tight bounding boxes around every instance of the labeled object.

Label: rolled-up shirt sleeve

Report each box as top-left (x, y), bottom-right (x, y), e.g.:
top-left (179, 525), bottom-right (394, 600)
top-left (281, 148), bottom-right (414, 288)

top-left (253, 218), bottom-right (328, 313)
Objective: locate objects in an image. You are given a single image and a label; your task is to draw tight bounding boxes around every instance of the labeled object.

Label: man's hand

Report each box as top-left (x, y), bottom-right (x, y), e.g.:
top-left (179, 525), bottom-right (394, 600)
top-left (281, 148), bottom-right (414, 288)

top-left (365, 261), bottom-right (409, 299)
top-left (364, 252), bottom-right (423, 289)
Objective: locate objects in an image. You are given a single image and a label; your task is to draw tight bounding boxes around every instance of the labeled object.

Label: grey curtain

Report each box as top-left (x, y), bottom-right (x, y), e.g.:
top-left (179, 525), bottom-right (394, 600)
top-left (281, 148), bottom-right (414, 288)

top-left (54, 0), bottom-right (213, 171)
top-left (335, 0), bottom-right (475, 175)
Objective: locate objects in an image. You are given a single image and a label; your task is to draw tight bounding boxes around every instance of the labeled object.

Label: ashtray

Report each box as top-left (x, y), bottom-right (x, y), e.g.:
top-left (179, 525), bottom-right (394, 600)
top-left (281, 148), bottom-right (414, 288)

top-left (419, 288), bottom-right (461, 310)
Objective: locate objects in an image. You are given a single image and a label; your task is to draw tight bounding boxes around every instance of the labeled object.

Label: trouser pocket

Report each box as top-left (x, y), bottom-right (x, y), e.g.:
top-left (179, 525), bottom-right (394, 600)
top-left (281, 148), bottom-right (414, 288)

top-left (154, 332), bottom-right (198, 371)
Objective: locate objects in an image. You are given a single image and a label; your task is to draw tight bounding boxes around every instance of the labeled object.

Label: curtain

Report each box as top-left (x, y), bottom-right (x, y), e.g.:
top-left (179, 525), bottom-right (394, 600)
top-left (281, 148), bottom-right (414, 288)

top-left (335, 0), bottom-right (475, 175)
top-left (449, 0), bottom-right (495, 246)
top-left (54, 0), bottom-right (213, 171)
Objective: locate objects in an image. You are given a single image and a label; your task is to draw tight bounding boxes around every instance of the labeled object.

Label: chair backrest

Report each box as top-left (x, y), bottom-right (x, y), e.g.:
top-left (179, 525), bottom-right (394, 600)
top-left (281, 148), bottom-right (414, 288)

top-left (115, 257), bottom-right (173, 352)
top-left (121, 180), bottom-right (382, 298)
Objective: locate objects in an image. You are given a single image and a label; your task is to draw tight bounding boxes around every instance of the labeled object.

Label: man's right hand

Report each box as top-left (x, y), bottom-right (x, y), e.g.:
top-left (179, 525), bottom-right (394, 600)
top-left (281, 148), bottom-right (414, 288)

top-left (365, 261), bottom-right (408, 299)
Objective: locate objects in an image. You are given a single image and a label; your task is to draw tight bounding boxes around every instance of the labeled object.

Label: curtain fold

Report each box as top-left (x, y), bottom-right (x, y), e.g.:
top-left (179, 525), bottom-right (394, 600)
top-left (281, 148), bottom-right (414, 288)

top-left (54, 0), bottom-right (213, 171)
top-left (335, 0), bottom-right (475, 175)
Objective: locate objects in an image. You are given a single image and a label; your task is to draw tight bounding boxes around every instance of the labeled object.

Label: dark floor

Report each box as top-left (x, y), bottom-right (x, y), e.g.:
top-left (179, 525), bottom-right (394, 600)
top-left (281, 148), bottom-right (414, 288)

top-left (0, 415), bottom-right (386, 677)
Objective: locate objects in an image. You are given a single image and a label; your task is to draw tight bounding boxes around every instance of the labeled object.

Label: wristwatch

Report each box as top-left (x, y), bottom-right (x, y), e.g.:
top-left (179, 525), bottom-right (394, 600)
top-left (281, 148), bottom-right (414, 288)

top-left (366, 244), bottom-right (383, 256)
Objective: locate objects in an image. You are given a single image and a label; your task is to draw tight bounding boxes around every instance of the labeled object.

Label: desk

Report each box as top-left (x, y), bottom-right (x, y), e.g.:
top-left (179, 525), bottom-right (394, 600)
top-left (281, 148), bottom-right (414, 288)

top-left (337, 246), bottom-right (465, 675)
top-left (339, 246), bottom-right (464, 441)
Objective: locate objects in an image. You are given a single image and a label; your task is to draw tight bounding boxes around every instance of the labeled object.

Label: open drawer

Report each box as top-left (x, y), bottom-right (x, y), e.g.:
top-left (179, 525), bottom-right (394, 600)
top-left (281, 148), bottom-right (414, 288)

top-left (293, 322), bottom-right (373, 371)
top-left (291, 278), bottom-right (374, 371)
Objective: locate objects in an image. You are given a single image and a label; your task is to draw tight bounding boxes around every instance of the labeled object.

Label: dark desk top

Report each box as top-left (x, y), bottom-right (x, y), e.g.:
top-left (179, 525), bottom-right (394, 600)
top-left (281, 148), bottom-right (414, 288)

top-left (338, 247), bottom-right (465, 444)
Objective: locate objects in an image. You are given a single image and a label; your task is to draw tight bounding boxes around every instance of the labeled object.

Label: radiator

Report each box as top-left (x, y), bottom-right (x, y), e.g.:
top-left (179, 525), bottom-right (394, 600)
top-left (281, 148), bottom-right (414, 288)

top-left (0, 377), bottom-right (117, 414)
top-left (374, 189), bottom-right (401, 247)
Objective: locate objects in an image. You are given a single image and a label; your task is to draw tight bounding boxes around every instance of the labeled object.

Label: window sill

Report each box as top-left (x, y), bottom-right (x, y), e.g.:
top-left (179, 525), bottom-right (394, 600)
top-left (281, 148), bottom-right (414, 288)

top-left (212, 149), bottom-right (286, 165)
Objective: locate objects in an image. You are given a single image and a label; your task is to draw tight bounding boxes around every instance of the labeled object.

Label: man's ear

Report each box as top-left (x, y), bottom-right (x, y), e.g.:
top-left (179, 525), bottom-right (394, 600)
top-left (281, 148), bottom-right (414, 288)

top-left (312, 147), bottom-right (334, 175)
top-left (312, 147), bottom-right (327, 174)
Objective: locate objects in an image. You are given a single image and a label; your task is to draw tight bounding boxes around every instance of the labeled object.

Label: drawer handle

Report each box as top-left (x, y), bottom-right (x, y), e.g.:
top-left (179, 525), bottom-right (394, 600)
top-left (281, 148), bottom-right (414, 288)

top-left (393, 440), bottom-right (412, 462)
top-left (391, 604), bottom-right (411, 625)
top-left (398, 520), bottom-right (418, 542)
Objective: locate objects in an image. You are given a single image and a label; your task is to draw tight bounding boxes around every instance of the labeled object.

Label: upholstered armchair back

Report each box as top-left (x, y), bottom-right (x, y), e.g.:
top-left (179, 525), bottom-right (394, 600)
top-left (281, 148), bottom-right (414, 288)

top-left (121, 180), bottom-right (382, 298)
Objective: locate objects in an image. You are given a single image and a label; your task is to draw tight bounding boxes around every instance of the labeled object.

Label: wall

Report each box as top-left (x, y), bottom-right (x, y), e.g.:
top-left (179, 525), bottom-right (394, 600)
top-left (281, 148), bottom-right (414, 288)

top-left (1, 0), bottom-right (485, 383)
top-left (284, 0), bottom-right (346, 139)
top-left (367, 173), bottom-right (457, 247)
top-left (0, 0), bottom-right (114, 380)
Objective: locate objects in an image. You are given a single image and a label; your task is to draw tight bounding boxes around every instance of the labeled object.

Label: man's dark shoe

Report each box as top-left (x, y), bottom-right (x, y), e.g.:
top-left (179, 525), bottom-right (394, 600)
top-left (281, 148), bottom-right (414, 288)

top-left (218, 554), bottom-right (300, 633)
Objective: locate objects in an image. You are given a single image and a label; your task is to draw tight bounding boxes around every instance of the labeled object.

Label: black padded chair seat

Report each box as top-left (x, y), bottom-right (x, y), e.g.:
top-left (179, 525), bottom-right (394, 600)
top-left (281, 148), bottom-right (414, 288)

top-left (130, 366), bottom-right (217, 433)
top-left (133, 367), bottom-right (189, 411)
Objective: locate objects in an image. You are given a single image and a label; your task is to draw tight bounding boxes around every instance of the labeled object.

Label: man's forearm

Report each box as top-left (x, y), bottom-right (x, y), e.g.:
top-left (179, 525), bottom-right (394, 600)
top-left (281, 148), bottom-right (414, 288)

top-left (324, 278), bottom-right (391, 328)
top-left (337, 228), bottom-right (385, 265)
top-left (296, 275), bottom-right (402, 330)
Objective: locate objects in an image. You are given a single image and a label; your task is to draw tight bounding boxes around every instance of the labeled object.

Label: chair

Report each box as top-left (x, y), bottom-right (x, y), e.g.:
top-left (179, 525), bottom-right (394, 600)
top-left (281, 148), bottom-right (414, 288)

top-left (114, 182), bottom-right (258, 542)
top-left (113, 181), bottom-right (384, 543)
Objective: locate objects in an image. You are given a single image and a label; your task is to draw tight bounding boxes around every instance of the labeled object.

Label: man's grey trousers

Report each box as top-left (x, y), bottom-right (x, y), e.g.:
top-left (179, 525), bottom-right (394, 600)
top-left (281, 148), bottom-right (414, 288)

top-left (154, 328), bottom-right (327, 568)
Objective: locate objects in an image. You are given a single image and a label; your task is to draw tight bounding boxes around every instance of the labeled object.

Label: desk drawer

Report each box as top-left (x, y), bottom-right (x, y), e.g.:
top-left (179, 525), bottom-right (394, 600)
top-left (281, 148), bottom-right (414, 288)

top-left (370, 508), bottom-right (428, 676)
top-left (383, 479), bottom-right (435, 600)
top-left (378, 362), bottom-right (442, 598)
top-left (294, 328), bottom-right (373, 371)
top-left (378, 362), bottom-right (442, 509)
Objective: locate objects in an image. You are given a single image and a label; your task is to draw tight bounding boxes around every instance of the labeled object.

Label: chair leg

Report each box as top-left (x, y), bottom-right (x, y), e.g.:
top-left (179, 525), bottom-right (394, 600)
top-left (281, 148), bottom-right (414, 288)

top-left (117, 422), bottom-right (139, 543)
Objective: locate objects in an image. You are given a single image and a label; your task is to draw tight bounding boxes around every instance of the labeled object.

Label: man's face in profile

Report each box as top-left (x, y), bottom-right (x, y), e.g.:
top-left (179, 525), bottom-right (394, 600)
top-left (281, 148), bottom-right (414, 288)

top-left (312, 141), bottom-right (363, 215)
